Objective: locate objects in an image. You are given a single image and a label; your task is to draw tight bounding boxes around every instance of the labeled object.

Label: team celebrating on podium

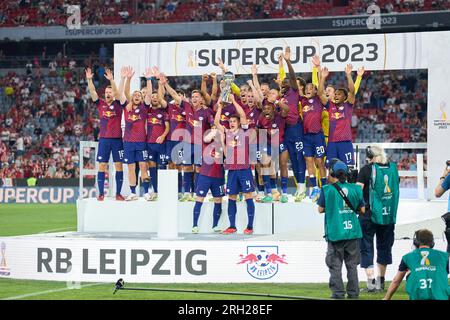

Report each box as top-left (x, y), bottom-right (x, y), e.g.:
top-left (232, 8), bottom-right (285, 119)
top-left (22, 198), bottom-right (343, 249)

top-left (86, 46), bottom-right (365, 235)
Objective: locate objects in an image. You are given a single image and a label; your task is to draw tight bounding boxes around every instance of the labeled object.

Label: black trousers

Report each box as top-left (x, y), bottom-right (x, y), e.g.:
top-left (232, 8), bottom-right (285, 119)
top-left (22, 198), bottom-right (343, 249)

top-left (359, 217), bottom-right (395, 268)
top-left (325, 239), bottom-right (360, 297)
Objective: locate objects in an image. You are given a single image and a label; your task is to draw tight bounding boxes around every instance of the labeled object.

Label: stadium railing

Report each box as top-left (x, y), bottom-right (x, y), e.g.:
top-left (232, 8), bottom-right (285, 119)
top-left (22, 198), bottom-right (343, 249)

top-left (79, 141), bottom-right (428, 200)
top-left (354, 142), bottom-right (427, 200)
top-left (79, 141), bottom-right (103, 199)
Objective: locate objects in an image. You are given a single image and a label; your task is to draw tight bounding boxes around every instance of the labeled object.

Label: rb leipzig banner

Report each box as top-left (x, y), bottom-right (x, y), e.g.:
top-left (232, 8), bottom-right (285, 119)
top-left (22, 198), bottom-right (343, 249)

top-left (1, 238), bottom-right (444, 283)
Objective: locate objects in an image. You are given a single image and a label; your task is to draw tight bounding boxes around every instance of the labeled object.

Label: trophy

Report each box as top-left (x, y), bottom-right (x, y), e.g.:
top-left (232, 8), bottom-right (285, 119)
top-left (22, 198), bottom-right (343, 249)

top-left (220, 71), bottom-right (235, 103)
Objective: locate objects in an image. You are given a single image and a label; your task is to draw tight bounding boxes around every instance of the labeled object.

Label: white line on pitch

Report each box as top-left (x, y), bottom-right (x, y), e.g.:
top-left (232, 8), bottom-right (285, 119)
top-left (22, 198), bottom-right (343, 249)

top-left (1, 282), bottom-right (104, 300)
top-left (38, 227), bottom-right (76, 234)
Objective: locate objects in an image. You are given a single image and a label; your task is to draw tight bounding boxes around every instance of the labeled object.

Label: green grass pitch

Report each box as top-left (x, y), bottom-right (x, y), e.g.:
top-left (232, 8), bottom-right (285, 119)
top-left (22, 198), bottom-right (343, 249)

top-left (0, 204), bottom-right (411, 300)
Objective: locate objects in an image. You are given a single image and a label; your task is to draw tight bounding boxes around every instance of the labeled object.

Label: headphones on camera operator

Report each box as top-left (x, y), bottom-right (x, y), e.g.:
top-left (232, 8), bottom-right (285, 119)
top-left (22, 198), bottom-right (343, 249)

top-left (329, 158), bottom-right (360, 214)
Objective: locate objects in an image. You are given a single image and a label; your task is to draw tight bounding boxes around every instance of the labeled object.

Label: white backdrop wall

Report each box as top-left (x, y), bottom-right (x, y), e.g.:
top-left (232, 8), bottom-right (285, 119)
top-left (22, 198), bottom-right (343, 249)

top-left (114, 31), bottom-right (450, 199)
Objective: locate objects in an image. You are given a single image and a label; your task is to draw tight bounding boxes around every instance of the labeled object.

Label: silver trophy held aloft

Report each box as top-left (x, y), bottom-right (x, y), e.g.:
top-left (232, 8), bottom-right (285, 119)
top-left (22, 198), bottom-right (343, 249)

top-left (220, 71), bottom-right (235, 103)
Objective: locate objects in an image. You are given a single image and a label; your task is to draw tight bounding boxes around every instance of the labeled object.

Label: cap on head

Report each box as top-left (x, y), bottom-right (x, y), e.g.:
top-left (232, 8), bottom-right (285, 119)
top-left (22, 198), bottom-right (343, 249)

top-left (329, 158), bottom-right (348, 178)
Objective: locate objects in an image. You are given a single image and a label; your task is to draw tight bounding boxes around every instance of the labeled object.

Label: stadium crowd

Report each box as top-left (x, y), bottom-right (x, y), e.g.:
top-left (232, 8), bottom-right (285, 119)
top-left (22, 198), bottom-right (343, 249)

top-left (0, 0), bottom-right (449, 27)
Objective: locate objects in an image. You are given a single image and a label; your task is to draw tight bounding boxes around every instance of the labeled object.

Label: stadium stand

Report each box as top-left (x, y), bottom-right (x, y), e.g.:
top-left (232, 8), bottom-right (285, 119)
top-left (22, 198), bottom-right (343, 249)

top-left (0, 0), bottom-right (449, 27)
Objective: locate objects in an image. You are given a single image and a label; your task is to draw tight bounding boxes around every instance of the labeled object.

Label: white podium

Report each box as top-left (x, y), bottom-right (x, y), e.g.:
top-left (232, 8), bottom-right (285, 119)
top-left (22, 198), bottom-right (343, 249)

top-left (77, 199), bottom-right (275, 235)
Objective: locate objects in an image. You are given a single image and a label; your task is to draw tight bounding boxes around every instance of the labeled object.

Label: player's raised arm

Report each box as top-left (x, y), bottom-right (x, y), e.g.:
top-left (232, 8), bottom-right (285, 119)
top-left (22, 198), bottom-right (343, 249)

top-left (283, 47), bottom-right (299, 91)
top-left (163, 76), bottom-right (182, 105)
top-left (210, 72), bottom-right (218, 102)
top-left (246, 79), bottom-right (262, 106)
top-left (230, 94), bottom-right (248, 127)
top-left (85, 68), bottom-right (98, 102)
top-left (354, 66), bottom-right (364, 95)
top-left (217, 57), bottom-right (228, 75)
top-left (143, 67), bottom-right (153, 105)
top-left (104, 68), bottom-right (120, 100)
top-left (151, 67), bottom-right (167, 108)
top-left (119, 66), bottom-right (128, 105)
top-left (124, 66), bottom-right (134, 103)
top-left (345, 64), bottom-right (356, 104)
top-left (214, 99), bottom-right (225, 133)
top-left (251, 64), bottom-right (264, 102)
top-left (311, 54), bottom-right (320, 88)
top-left (117, 66), bottom-right (127, 102)
top-left (318, 67), bottom-right (329, 105)
top-left (200, 74), bottom-right (212, 106)
top-left (157, 77), bottom-right (168, 108)
top-left (277, 53), bottom-right (286, 83)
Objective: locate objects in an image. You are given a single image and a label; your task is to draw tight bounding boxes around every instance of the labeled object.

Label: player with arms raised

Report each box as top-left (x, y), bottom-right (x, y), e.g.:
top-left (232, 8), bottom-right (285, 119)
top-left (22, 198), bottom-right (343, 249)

top-left (301, 74), bottom-right (328, 202)
top-left (191, 127), bottom-right (225, 234)
top-left (320, 64), bottom-right (356, 167)
top-left (86, 67), bottom-right (125, 201)
top-left (279, 47), bottom-right (307, 202)
top-left (215, 95), bottom-right (256, 235)
top-left (121, 67), bottom-right (151, 200)
top-left (144, 67), bottom-right (169, 201)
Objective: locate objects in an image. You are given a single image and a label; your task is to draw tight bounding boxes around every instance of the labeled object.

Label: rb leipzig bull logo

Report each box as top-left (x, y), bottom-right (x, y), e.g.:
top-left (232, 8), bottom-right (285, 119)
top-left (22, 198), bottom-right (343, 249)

top-left (237, 246), bottom-right (287, 280)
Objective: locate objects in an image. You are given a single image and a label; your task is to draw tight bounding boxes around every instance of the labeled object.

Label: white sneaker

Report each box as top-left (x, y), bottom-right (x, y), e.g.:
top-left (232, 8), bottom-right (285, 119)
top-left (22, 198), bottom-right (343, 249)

top-left (192, 226), bottom-right (199, 234)
top-left (126, 193), bottom-right (139, 201)
top-left (144, 193), bottom-right (152, 201)
top-left (212, 226), bottom-right (222, 233)
top-left (149, 193), bottom-right (158, 201)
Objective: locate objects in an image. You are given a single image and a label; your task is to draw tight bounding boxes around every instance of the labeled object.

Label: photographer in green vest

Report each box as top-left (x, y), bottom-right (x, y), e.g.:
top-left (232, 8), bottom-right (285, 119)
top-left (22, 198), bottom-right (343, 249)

top-left (357, 145), bottom-right (400, 292)
top-left (383, 229), bottom-right (449, 300)
top-left (317, 159), bottom-right (365, 299)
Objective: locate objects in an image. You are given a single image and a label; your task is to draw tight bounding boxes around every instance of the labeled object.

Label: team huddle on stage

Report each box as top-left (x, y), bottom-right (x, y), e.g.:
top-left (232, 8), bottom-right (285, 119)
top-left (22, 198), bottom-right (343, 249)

top-left (86, 46), bottom-right (365, 235)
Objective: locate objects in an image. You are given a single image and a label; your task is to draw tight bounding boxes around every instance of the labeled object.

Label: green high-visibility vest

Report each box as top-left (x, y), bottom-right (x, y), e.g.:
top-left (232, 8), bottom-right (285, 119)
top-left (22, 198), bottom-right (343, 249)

top-left (27, 177), bottom-right (37, 187)
top-left (369, 162), bottom-right (399, 225)
top-left (402, 248), bottom-right (449, 300)
top-left (323, 182), bottom-right (363, 242)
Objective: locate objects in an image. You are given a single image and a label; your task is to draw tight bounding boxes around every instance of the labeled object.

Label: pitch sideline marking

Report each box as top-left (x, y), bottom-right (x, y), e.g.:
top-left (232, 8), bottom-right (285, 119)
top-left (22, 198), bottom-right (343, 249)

top-left (1, 282), bottom-right (104, 300)
top-left (38, 227), bottom-right (76, 234)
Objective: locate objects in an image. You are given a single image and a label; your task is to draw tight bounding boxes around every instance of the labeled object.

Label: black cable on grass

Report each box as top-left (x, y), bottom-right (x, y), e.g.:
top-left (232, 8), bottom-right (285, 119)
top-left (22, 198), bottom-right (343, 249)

top-left (112, 279), bottom-right (330, 300)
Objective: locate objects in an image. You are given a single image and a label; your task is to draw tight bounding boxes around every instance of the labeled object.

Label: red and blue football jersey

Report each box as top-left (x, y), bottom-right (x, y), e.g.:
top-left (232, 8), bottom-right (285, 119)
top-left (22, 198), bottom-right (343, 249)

top-left (218, 103), bottom-right (237, 129)
top-left (243, 105), bottom-right (261, 130)
top-left (147, 107), bottom-right (168, 143)
top-left (184, 102), bottom-right (214, 145)
top-left (283, 88), bottom-right (300, 126)
top-left (224, 128), bottom-right (250, 170)
top-left (200, 143), bottom-right (224, 179)
top-left (167, 103), bottom-right (186, 142)
top-left (327, 101), bottom-right (354, 142)
top-left (300, 96), bottom-right (324, 134)
top-left (257, 111), bottom-right (286, 145)
top-left (96, 99), bottom-right (123, 139)
top-left (123, 103), bottom-right (149, 143)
